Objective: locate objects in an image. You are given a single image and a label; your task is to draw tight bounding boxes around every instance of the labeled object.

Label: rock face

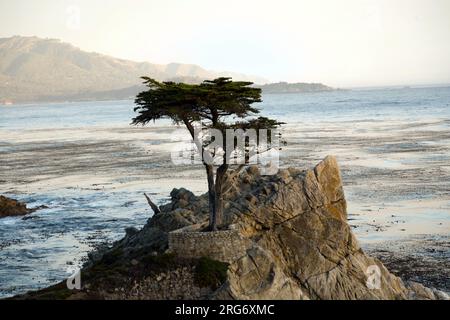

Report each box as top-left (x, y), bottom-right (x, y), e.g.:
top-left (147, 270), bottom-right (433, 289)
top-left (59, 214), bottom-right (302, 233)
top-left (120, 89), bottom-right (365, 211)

top-left (211, 156), bottom-right (410, 299)
top-left (0, 195), bottom-right (32, 218)
top-left (35, 156), bottom-right (448, 300)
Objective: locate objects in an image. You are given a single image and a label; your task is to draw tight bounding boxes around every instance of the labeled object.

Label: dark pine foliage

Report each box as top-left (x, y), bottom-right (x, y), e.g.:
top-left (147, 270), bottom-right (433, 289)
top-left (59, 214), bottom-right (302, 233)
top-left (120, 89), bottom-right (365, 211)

top-left (132, 77), bottom-right (283, 230)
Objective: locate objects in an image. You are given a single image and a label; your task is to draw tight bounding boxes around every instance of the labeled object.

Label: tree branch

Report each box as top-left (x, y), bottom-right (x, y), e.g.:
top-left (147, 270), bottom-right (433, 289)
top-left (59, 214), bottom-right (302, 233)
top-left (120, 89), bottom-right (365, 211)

top-left (144, 193), bottom-right (161, 214)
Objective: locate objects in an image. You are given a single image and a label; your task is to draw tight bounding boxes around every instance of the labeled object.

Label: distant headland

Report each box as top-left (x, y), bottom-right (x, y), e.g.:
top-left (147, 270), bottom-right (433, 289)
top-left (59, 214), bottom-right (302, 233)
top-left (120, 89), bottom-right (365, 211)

top-left (0, 36), bottom-right (334, 104)
top-left (255, 82), bottom-right (334, 93)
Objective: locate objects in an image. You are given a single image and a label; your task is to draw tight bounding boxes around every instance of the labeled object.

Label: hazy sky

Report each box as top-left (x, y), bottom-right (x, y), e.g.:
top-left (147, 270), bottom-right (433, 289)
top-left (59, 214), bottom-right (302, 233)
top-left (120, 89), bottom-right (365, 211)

top-left (1, 0), bottom-right (449, 87)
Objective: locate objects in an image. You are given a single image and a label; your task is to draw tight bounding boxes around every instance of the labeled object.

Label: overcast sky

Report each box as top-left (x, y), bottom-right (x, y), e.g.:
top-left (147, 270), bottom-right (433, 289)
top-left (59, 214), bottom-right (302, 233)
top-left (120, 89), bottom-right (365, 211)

top-left (1, 0), bottom-right (449, 87)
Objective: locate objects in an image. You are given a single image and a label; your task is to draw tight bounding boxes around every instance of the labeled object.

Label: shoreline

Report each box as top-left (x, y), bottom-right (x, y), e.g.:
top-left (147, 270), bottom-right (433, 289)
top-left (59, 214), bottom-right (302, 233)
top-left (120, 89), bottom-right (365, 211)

top-left (1, 89), bottom-right (449, 298)
top-left (363, 234), bottom-right (449, 293)
top-left (2, 230), bottom-right (447, 299)
top-left (5, 157), bottom-right (448, 300)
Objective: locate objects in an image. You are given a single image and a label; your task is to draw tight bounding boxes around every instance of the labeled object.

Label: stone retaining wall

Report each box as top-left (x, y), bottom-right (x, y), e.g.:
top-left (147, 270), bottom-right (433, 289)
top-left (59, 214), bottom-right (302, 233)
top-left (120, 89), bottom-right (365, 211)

top-left (168, 229), bottom-right (249, 263)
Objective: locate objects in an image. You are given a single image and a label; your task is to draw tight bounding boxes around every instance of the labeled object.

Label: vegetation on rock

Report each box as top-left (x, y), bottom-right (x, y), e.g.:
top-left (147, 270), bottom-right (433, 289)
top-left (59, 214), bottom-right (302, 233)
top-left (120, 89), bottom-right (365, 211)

top-left (194, 257), bottom-right (229, 289)
top-left (133, 77), bottom-right (283, 230)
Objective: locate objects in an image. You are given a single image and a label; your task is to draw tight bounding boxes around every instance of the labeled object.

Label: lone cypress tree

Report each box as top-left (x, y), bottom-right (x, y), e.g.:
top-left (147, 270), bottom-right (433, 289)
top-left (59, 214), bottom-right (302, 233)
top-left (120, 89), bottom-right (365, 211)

top-left (132, 77), bottom-right (282, 231)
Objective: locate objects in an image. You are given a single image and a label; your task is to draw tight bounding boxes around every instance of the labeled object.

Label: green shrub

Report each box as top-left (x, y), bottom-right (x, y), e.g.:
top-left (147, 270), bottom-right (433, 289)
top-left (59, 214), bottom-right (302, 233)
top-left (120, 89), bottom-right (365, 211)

top-left (141, 252), bottom-right (177, 272)
top-left (194, 257), bottom-right (228, 289)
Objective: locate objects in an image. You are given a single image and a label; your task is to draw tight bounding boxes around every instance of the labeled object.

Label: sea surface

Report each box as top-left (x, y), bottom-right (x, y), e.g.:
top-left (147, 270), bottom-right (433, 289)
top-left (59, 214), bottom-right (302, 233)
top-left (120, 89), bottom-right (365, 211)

top-left (1, 86), bottom-right (449, 297)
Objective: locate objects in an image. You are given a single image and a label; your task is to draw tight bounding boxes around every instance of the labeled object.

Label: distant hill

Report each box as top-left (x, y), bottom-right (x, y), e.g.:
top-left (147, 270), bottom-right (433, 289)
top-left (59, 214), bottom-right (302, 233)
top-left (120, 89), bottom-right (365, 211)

top-left (0, 36), bottom-right (334, 103)
top-left (256, 82), bottom-right (334, 93)
top-left (0, 36), bottom-right (267, 103)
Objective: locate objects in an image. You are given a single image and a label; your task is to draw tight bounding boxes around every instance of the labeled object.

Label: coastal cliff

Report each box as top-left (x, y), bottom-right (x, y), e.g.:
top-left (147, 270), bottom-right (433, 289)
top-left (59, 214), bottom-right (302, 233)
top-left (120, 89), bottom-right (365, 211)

top-left (14, 156), bottom-right (449, 300)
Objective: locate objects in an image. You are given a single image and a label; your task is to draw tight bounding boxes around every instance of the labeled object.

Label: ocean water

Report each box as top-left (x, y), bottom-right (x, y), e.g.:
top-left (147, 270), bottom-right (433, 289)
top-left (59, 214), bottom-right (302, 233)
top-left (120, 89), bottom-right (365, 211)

top-left (1, 86), bottom-right (450, 297)
top-left (2, 86), bottom-right (450, 129)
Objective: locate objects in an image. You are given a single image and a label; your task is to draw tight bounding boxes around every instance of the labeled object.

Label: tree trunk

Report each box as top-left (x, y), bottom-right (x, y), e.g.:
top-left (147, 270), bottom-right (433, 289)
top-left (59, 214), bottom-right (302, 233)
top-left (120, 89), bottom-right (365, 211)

top-left (184, 119), bottom-right (217, 230)
top-left (211, 164), bottom-right (228, 231)
top-left (205, 164), bottom-right (216, 230)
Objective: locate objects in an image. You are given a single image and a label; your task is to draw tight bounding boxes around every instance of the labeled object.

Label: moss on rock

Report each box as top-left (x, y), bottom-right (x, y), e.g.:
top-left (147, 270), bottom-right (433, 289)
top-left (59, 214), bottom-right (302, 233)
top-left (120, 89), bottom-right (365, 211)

top-left (194, 257), bottom-right (228, 289)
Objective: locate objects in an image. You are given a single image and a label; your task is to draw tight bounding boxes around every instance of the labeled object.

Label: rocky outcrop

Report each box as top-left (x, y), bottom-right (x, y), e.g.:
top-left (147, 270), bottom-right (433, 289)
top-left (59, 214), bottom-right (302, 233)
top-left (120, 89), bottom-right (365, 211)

top-left (93, 156), bottom-right (448, 299)
top-left (206, 156), bottom-right (423, 299)
top-left (0, 195), bottom-right (33, 218)
top-left (18, 156), bottom-right (449, 300)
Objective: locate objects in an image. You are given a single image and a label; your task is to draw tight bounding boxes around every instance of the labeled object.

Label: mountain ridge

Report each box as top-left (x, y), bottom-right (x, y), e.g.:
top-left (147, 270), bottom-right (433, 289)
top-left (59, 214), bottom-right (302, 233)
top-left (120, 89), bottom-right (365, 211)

top-left (0, 36), bottom-right (267, 103)
top-left (0, 36), bottom-right (334, 103)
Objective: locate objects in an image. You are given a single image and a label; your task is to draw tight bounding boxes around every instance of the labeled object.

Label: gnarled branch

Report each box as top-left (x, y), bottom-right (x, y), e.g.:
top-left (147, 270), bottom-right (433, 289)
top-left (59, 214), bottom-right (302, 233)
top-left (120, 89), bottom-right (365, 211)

top-left (144, 193), bottom-right (160, 214)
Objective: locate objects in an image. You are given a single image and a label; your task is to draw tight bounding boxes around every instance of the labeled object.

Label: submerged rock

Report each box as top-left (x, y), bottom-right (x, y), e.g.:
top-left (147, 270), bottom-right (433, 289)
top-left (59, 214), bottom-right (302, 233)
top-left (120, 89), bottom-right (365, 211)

top-left (0, 195), bottom-right (32, 218)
